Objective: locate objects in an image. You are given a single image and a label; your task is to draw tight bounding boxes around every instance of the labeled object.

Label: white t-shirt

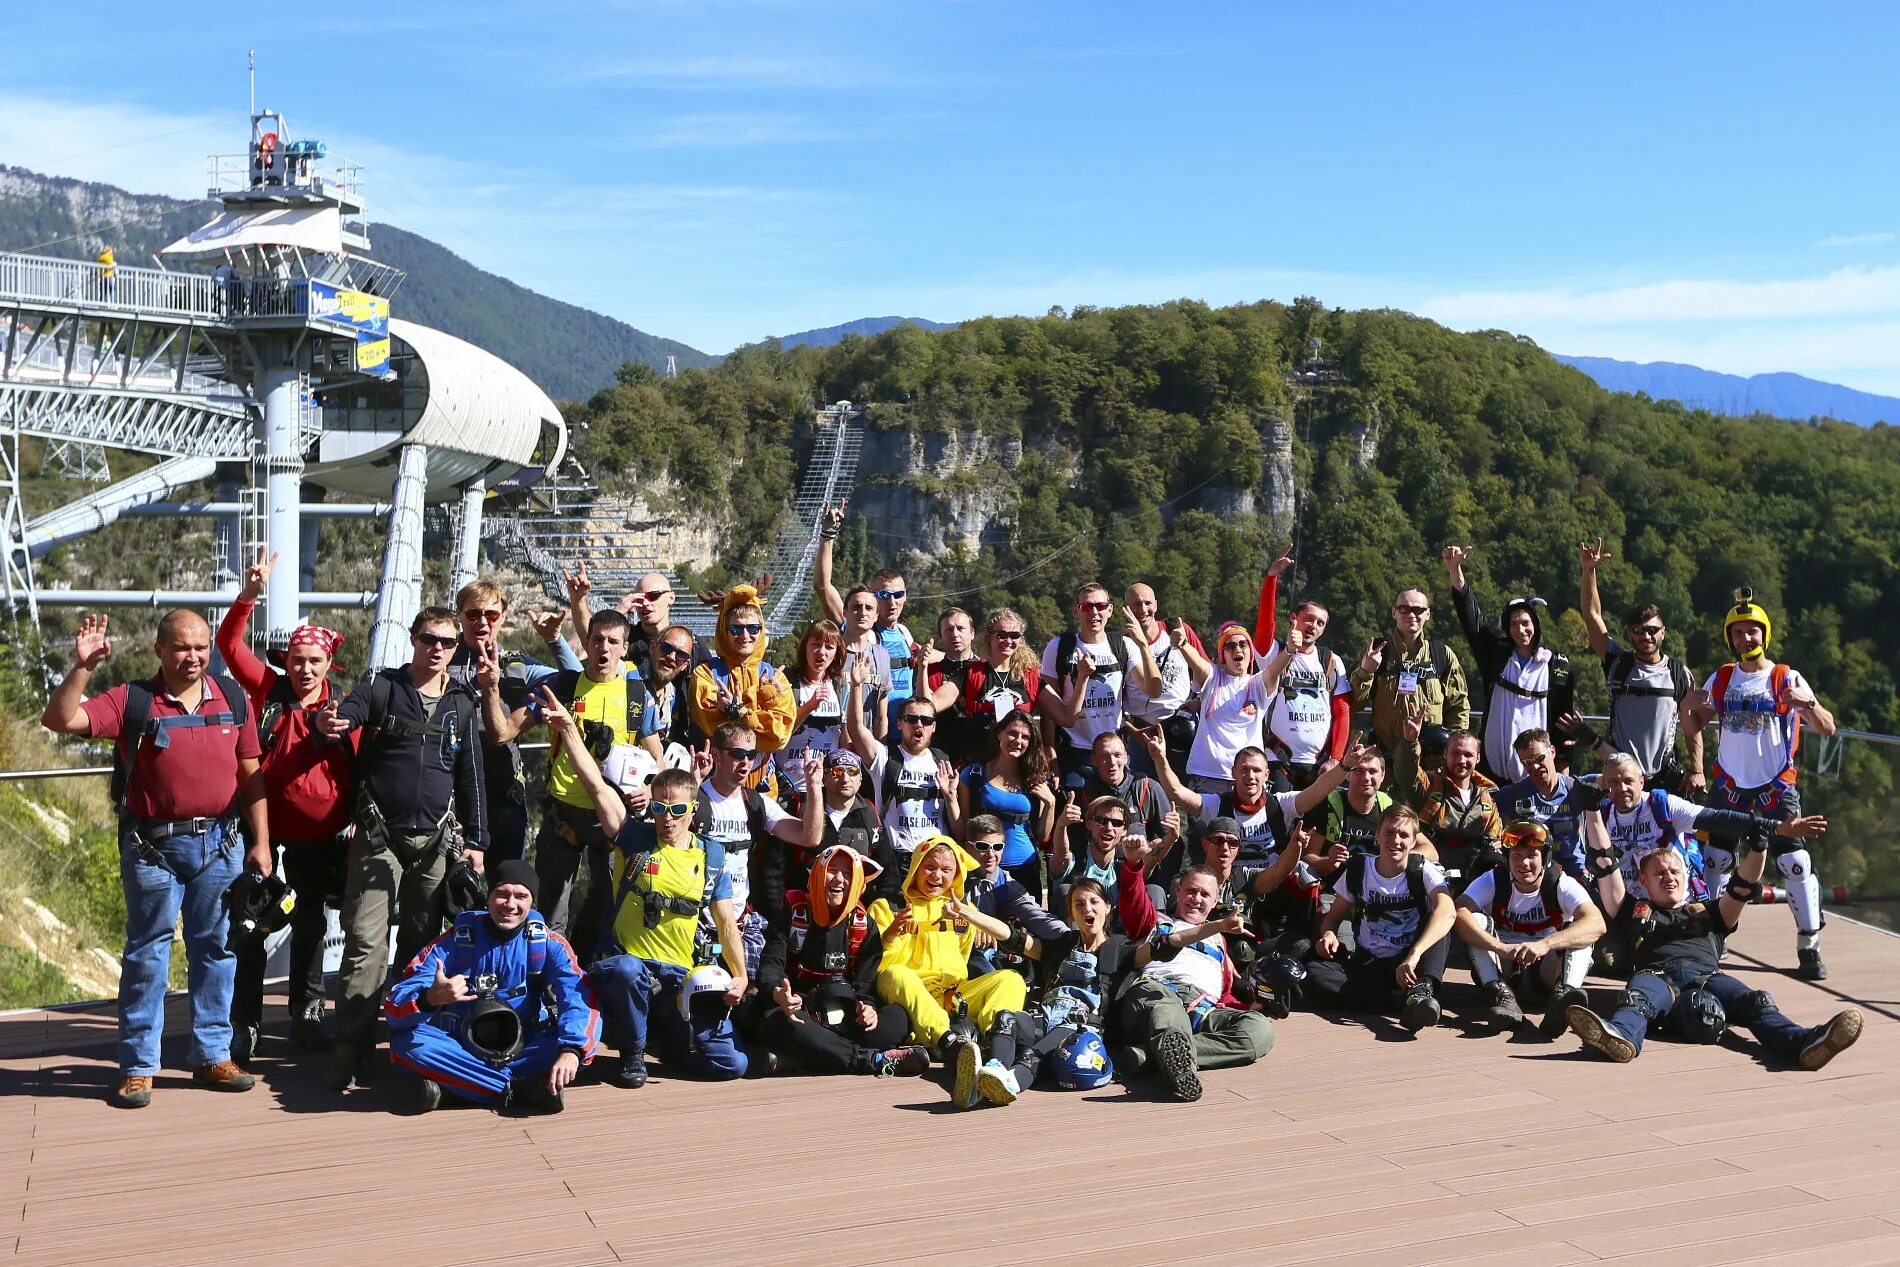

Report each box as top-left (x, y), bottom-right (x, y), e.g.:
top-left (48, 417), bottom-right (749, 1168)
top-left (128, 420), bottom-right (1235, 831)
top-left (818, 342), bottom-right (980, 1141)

top-left (1334, 857), bottom-right (1449, 958)
top-left (1265, 642), bottom-right (1350, 766)
top-left (1188, 660), bottom-right (1273, 780)
top-left (1459, 869), bottom-right (1591, 942)
top-left (1705, 663), bottom-right (1808, 788)
top-left (1484, 651), bottom-right (1552, 783)
top-left (1138, 918), bottom-right (1227, 1002)
top-left (1041, 634), bottom-right (1144, 749)
top-left (698, 780), bottom-right (794, 912)
top-left (865, 744), bottom-right (947, 854)
top-left (778, 678), bottom-right (844, 793)
top-left (1125, 632), bottom-right (1192, 723)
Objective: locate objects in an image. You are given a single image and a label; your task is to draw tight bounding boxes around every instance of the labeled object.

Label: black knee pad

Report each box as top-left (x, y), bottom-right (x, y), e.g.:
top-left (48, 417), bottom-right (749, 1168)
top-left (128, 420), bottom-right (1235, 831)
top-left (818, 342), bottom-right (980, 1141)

top-left (1669, 987), bottom-right (1727, 1044)
top-left (1618, 974), bottom-right (1669, 1023)
top-left (992, 1010), bottom-right (1024, 1041)
top-left (1729, 988), bottom-right (1776, 1027)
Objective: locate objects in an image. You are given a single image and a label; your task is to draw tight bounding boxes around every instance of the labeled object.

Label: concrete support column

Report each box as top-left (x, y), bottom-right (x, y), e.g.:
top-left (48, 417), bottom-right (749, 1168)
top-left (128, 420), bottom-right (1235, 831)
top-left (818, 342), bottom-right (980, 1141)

top-left (209, 477), bottom-right (241, 674)
top-left (367, 443), bottom-right (428, 669)
top-left (449, 478), bottom-right (484, 598)
top-left (260, 366), bottom-right (304, 640)
top-left (299, 511), bottom-right (321, 597)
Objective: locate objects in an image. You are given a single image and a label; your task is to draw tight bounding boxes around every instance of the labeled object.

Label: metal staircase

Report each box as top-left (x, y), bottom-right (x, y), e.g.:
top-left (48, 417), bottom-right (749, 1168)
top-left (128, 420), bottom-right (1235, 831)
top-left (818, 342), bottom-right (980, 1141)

top-left (490, 403), bottom-right (865, 640)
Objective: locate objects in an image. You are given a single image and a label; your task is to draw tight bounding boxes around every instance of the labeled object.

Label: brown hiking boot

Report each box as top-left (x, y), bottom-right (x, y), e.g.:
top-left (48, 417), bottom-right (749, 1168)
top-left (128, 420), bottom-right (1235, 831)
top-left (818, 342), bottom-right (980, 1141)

top-left (110, 1076), bottom-right (153, 1109)
top-left (194, 1060), bottom-right (256, 1093)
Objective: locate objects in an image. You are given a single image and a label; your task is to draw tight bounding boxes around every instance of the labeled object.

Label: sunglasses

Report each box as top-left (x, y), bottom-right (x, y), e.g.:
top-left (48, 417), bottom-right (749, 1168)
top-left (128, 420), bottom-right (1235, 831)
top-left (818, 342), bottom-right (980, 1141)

top-left (652, 801), bottom-right (693, 819)
top-left (726, 623), bottom-right (763, 638)
top-left (462, 608), bottom-right (504, 623)
top-left (634, 590), bottom-right (672, 602)
top-left (718, 747), bottom-right (759, 765)
top-left (900, 714), bottom-right (937, 726)
top-left (1204, 834), bottom-right (1240, 848)
top-left (1631, 624), bottom-right (1665, 637)
top-left (989, 629), bottom-right (1024, 642)
top-left (1503, 822), bottom-right (1550, 846)
top-left (875, 589), bottom-right (906, 600)
top-left (656, 644), bottom-right (693, 662)
top-left (826, 764), bottom-right (861, 777)
top-left (969, 840), bottom-right (1005, 853)
top-left (1395, 604), bottom-right (1429, 615)
top-left (1079, 600), bottom-right (1111, 612)
top-left (414, 633), bottom-right (458, 650)
top-left (1092, 816), bottom-right (1128, 828)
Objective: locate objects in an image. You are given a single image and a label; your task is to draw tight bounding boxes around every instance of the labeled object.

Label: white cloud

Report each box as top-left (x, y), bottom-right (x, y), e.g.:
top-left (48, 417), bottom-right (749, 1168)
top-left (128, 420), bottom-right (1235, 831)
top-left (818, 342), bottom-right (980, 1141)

top-left (0, 92), bottom-right (230, 199)
top-left (1422, 266), bottom-right (1900, 327)
top-left (1816, 232), bottom-right (1896, 248)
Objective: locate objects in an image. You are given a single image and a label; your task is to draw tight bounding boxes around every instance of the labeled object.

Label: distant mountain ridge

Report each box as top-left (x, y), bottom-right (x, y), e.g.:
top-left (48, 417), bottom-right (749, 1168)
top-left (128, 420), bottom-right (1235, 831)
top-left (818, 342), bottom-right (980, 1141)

top-left (1554, 354), bottom-right (1898, 427)
top-left (775, 315), bottom-right (955, 348)
top-left (0, 165), bottom-right (713, 401)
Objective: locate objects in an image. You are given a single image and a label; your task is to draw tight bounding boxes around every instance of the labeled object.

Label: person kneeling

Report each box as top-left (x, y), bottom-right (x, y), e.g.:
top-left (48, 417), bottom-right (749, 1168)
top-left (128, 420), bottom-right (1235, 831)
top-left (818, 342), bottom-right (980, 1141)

top-left (1455, 820), bottom-right (1605, 1036)
top-left (1566, 834), bottom-right (1862, 1069)
top-left (539, 688), bottom-right (750, 1087)
top-left (1305, 806), bottom-right (1456, 1033)
top-left (755, 844), bottom-right (929, 1077)
top-left (968, 878), bottom-right (1135, 1106)
top-left (870, 836), bottom-right (1027, 1108)
top-left (385, 861), bottom-right (599, 1114)
top-left (1115, 859), bottom-right (1276, 1102)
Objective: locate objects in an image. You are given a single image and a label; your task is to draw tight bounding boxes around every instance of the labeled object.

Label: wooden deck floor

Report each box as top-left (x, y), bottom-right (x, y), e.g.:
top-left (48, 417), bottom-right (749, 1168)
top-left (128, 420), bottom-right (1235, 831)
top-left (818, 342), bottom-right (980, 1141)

top-left (3, 918), bottom-right (1899, 1266)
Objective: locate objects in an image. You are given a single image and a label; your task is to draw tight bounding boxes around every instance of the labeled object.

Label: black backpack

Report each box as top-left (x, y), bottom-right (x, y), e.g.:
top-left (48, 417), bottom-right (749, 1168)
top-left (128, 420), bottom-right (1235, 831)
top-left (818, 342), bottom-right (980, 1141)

top-left (1604, 650), bottom-right (1693, 705)
top-left (880, 745), bottom-right (950, 813)
top-left (1054, 629), bottom-right (1130, 686)
top-left (1345, 853), bottom-right (1429, 933)
top-left (111, 672), bottom-right (247, 813)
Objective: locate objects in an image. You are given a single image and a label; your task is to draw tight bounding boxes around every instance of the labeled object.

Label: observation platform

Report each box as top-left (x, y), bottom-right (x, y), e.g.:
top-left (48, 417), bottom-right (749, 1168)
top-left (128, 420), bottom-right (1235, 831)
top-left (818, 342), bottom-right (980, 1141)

top-left (0, 918), bottom-right (1897, 1265)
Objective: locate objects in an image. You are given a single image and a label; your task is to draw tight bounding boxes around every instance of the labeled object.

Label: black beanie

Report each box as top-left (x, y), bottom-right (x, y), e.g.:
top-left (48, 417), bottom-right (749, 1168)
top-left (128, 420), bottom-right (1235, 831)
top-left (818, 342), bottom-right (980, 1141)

top-left (487, 859), bottom-right (539, 903)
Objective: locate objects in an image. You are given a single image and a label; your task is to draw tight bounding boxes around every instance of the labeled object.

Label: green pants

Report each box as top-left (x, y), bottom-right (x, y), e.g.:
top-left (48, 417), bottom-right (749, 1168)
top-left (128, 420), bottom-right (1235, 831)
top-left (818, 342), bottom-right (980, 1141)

top-left (335, 820), bottom-right (453, 1048)
top-left (1117, 977), bottom-right (1275, 1070)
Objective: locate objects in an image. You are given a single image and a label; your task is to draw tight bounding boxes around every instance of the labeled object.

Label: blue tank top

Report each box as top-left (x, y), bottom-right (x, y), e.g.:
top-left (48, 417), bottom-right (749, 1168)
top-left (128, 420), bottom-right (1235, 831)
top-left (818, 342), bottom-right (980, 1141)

top-left (877, 624), bottom-right (914, 704)
top-left (963, 767), bottom-right (1036, 867)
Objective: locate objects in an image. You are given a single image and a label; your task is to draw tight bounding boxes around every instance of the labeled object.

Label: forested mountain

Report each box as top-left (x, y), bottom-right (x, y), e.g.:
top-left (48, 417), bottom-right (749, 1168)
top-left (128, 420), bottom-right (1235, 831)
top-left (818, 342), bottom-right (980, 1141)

top-left (777, 316), bottom-right (956, 348)
top-left (569, 298), bottom-right (1900, 881)
top-left (0, 166), bottom-right (713, 400)
top-left (1556, 354), bottom-right (1900, 426)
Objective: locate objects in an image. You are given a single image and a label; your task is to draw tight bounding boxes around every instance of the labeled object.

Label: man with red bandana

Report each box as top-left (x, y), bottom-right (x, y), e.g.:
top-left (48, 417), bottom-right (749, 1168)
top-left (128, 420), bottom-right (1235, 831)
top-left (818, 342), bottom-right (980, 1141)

top-left (216, 550), bottom-right (357, 1060)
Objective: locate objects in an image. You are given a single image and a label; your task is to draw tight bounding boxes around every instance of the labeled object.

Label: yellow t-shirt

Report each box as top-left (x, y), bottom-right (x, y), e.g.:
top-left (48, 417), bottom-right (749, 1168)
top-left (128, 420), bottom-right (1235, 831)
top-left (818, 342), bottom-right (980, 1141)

top-left (547, 672), bottom-right (632, 808)
top-left (609, 842), bottom-right (712, 970)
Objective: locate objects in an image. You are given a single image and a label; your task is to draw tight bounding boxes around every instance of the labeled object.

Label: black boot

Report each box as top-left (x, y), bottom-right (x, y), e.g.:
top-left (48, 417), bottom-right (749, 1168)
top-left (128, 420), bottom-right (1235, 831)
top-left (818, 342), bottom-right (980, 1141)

top-left (611, 1048), bottom-right (648, 1089)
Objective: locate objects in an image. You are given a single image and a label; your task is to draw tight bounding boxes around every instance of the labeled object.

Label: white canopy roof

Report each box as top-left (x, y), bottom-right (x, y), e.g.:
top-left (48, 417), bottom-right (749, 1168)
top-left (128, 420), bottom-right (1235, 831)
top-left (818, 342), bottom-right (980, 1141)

top-left (161, 205), bottom-right (344, 257)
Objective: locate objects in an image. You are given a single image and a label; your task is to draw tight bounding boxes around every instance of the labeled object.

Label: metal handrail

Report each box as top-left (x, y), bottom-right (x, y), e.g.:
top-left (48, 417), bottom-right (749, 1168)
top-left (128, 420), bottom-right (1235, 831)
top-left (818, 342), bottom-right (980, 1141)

top-left (0, 250), bottom-right (219, 321)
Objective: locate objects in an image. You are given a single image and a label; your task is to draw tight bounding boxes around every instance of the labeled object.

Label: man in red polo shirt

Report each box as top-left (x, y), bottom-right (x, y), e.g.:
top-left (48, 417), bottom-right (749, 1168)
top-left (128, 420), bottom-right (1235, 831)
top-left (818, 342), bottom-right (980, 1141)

top-left (43, 610), bottom-right (271, 1109)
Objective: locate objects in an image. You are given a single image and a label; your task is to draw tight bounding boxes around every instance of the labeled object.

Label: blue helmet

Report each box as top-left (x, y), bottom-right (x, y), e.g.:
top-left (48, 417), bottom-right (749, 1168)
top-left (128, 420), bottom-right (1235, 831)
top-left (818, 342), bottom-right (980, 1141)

top-left (1052, 1030), bottom-right (1114, 1091)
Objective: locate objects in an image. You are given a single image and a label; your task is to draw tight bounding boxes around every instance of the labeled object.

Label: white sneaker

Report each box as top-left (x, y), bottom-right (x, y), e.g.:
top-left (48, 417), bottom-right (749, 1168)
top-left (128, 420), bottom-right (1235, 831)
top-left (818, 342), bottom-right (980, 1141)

top-left (977, 1059), bottom-right (1020, 1106)
top-left (952, 1039), bottom-right (982, 1110)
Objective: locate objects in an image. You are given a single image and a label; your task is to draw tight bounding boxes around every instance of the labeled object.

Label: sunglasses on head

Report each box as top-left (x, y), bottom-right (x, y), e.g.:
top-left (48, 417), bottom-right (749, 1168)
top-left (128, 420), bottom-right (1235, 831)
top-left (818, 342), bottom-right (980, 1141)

top-left (462, 608), bottom-right (503, 623)
top-left (652, 801), bottom-right (693, 819)
top-left (726, 622), bottom-right (763, 638)
top-left (875, 589), bottom-right (906, 600)
top-left (414, 633), bottom-right (458, 650)
top-left (1503, 821), bottom-right (1550, 846)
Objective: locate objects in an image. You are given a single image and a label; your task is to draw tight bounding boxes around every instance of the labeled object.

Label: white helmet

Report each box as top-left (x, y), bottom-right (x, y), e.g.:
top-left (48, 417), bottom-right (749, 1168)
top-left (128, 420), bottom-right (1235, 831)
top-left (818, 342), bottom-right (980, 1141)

top-left (602, 743), bottom-right (659, 793)
top-left (678, 964), bottom-right (734, 1024)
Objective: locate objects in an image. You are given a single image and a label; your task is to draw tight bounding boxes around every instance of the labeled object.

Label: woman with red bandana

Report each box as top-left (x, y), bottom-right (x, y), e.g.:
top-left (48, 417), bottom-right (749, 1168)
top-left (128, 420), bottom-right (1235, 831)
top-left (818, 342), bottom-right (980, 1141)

top-left (215, 550), bottom-right (357, 1061)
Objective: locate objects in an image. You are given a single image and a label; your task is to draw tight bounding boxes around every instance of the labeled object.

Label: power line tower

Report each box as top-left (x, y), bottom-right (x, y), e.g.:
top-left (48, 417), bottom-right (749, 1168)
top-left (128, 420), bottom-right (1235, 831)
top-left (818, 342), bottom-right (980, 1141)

top-left (664, 355), bottom-right (678, 380)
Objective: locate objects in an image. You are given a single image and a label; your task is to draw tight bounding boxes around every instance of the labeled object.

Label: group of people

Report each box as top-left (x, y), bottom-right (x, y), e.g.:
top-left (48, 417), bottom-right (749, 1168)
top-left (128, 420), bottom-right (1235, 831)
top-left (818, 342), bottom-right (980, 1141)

top-left (43, 504), bottom-right (1865, 1115)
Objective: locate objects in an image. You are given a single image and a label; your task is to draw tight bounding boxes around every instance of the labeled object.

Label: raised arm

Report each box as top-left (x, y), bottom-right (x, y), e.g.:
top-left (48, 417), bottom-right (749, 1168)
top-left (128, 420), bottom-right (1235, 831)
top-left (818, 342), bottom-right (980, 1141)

top-left (1716, 826), bottom-right (1771, 929)
top-left (539, 685), bottom-right (628, 837)
top-left (42, 614), bottom-right (111, 735)
top-left (1578, 538), bottom-right (1612, 659)
top-left (1583, 811), bottom-right (1625, 911)
top-left (813, 499), bottom-right (847, 624)
top-left (1253, 544), bottom-right (1294, 654)
top-left (1121, 606), bottom-right (1162, 697)
top-left (218, 550), bottom-right (279, 698)
top-left (562, 562), bottom-right (594, 646)
top-left (1138, 727), bottom-right (1203, 819)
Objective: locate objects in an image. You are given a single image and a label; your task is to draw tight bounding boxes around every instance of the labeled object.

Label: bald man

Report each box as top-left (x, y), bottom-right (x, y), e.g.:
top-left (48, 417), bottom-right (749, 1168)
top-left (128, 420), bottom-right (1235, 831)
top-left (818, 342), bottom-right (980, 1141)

top-left (43, 610), bottom-right (271, 1108)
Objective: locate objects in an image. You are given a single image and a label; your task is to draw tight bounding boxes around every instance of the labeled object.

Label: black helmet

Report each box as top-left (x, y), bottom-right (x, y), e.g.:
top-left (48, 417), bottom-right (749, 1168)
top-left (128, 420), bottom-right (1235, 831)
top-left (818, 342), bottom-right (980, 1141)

top-left (223, 872), bottom-right (294, 951)
top-left (463, 993), bottom-right (525, 1066)
top-left (1248, 952), bottom-right (1308, 1020)
top-left (443, 857), bottom-right (487, 919)
top-left (1418, 723), bottom-right (1451, 756)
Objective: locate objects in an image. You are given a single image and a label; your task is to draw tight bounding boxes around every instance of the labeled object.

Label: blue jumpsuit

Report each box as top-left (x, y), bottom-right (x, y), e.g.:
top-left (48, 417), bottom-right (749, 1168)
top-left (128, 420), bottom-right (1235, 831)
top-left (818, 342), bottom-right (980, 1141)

top-left (386, 909), bottom-right (599, 1104)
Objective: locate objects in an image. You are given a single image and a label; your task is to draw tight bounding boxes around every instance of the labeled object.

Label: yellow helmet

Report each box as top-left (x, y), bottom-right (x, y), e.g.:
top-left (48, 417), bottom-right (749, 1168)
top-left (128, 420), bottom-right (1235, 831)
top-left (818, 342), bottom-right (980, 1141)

top-left (1723, 587), bottom-right (1772, 658)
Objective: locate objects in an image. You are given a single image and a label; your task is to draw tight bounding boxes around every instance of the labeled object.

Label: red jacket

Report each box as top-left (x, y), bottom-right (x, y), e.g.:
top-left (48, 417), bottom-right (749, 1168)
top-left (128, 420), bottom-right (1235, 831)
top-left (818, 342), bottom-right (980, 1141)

top-left (216, 599), bottom-right (356, 841)
top-left (1116, 858), bottom-right (1242, 1008)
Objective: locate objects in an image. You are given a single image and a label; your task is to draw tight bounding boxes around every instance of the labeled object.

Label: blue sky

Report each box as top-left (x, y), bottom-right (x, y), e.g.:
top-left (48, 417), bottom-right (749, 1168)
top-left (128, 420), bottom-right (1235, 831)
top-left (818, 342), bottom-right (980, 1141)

top-left (5, 2), bottom-right (1900, 390)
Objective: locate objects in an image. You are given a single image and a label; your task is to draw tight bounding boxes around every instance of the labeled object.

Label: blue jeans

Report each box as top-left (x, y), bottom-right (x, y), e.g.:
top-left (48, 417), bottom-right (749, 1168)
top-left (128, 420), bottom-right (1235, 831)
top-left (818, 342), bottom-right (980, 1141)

top-left (589, 954), bottom-right (747, 1079)
top-left (118, 821), bottom-right (242, 1074)
top-left (1607, 967), bottom-right (1815, 1062)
